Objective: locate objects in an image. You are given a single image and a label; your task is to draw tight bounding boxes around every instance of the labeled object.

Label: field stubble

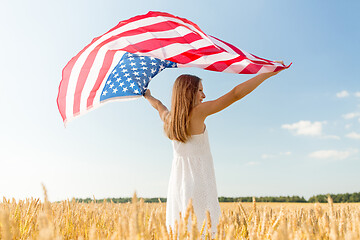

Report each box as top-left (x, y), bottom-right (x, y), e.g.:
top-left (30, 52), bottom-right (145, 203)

top-left (0, 188), bottom-right (360, 240)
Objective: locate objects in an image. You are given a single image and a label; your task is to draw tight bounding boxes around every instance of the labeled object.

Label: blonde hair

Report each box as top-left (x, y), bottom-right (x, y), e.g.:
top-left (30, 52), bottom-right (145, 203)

top-left (164, 74), bottom-right (201, 143)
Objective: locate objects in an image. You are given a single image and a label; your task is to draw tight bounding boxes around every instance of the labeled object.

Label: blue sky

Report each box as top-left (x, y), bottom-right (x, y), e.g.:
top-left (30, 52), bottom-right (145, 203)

top-left (0, 0), bottom-right (359, 201)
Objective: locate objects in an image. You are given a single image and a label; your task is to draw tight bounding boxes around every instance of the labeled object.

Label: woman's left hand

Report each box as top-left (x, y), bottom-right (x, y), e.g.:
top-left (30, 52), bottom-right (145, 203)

top-left (266, 60), bottom-right (287, 76)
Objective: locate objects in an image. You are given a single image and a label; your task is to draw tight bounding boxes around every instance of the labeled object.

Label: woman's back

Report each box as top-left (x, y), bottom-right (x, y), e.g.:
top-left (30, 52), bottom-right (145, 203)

top-left (172, 127), bottom-right (210, 157)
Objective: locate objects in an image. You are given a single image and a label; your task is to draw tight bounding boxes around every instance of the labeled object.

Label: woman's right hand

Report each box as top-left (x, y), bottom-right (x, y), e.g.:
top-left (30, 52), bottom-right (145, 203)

top-left (144, 89), bottom-right (151, 98)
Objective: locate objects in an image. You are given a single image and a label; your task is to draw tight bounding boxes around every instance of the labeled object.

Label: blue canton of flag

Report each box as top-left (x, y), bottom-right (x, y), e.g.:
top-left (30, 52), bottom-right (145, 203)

top-left (100, 52), bottom-right (177, 102)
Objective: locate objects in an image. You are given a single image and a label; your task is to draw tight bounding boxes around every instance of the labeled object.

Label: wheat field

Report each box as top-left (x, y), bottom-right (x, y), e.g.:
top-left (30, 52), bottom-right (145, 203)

top-left (1, 188), bottom-right (360, 239)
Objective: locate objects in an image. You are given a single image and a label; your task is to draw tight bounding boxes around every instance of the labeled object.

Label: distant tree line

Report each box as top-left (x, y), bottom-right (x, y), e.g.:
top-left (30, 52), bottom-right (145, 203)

top-left (75, 197), bottom-right (167, 203)
top-left (308, 192), bottom-right (360, 203)
top-left (218, 196), bottom-right (307, 203)
top-left (75, 192), bottom-right (360, 203)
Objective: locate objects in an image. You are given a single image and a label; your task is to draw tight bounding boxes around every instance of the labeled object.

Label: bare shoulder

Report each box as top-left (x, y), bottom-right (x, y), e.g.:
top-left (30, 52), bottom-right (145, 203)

top-left (190, 103), bottom-right (206, 120)
top-left (192, 89), bottom-right (238, 119)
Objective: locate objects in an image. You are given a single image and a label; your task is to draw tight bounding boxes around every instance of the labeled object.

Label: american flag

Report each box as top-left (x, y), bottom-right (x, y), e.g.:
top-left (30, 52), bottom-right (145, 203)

top-left (101, 52), bottom-right (177, 102)
top-left (57, 11), bottom-right (289, 124)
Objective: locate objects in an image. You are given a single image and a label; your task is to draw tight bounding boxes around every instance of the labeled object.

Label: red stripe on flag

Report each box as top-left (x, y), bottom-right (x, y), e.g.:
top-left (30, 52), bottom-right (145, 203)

top-left (273, 65), bottom-right (285, 72)
top-left (86, 51), bottom-right (117, 109)
top-left (166, 45), bottom-right (223, 64)
top-left (205, 56), bottom-right (246, 72)
top-left (57, 64), bottom-right (73, 122)
top-left (120, 33), bottom-right (203, 53)
top-left (239, 63), bottom-right (263, 74)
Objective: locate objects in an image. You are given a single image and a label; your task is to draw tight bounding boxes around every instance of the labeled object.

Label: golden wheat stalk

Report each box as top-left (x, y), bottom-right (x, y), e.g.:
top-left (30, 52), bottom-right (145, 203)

top-left (0, 187), bottom-right (359, 239)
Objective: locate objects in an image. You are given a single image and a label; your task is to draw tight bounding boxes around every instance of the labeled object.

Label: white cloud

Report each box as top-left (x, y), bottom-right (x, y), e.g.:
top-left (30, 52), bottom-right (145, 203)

top-left (282, 120), bottom-right (339, 140)
top-left (345, 124), bottom-right (352, 129)
top-left (336, 90), bottom-right (349, 98)
top-left (346, 132), bottom-right (360, 140)
top-left (342, 112), bottom-right (360, 119)
top-left (282, 120), bottom-right (324, 136)
top-left (309, 150), bottom-right (351, 160)
top-left (355, 92), bottom-right (360, 98)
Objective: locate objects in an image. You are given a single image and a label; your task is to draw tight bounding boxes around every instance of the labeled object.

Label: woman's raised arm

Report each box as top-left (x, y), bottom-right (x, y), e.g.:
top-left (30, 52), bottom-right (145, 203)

top-left (144, 89), bottom-right (169, 122)
top-left (195, 65), bottom-right (286, 119)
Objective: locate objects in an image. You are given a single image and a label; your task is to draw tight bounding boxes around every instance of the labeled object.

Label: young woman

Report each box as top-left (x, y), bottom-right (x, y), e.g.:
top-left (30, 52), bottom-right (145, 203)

top-left (144, 63), bottom-right (286, 235)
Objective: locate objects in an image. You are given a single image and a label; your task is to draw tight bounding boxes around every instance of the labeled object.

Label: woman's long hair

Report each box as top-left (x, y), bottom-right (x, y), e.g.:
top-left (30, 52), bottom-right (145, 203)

top-left (164, 74), bottom-right (201, 143)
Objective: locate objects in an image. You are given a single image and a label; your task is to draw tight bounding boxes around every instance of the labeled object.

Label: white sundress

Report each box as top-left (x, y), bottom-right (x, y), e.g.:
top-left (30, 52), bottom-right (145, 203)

top-left (165, 127), bottom-right (221, 235)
